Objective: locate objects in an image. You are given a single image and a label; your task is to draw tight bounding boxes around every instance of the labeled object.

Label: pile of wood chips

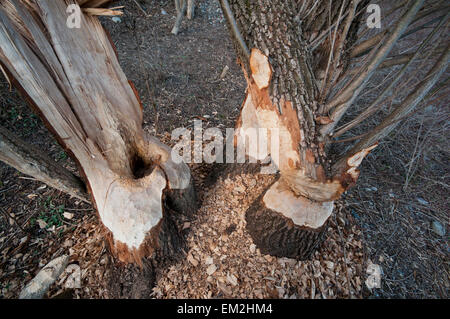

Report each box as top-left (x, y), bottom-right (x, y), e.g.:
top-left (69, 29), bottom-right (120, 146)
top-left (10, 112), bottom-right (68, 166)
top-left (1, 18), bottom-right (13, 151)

top-left (151, 170), bottom-right (368, 299)
top-left (38, 165), bottom-right (369, 299)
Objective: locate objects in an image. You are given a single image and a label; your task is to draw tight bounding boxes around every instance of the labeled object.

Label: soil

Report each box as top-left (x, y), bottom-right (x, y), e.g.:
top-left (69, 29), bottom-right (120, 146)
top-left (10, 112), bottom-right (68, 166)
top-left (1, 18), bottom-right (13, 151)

top-left (0, 0), bottom-right (448, 299)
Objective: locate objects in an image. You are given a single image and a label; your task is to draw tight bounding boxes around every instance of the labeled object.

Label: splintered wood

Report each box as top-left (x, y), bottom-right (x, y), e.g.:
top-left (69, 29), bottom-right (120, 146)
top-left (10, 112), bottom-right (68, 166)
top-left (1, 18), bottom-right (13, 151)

top-left (0, 0), bottom-right (192, 264)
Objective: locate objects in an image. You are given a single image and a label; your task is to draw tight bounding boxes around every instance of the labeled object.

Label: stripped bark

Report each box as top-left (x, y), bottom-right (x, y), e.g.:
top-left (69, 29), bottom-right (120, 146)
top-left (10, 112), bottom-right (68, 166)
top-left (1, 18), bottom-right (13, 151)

top-left (221, 0), bottom-right (447, 259)
top-left (0, 0), bottom-right (196, 265)
top-left (187, 0), bottom-right (195, 20)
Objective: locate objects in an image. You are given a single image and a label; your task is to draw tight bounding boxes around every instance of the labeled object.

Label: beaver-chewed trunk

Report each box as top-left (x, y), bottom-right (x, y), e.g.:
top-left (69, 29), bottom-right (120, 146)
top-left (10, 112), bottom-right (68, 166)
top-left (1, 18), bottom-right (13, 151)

top-left (0, 0), bottom-right (196, 265)
top-left (221, 0), bottom-right (377, 259)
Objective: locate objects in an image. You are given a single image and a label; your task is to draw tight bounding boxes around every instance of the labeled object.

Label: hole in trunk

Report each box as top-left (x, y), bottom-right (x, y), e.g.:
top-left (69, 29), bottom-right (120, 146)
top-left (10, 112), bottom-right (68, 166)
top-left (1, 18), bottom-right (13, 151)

top-left (131, 154), bottom-right (154, 179)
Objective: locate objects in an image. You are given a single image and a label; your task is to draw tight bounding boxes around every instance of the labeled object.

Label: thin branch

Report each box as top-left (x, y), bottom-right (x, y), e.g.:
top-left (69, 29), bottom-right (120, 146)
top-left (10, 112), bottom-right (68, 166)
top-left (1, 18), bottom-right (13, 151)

top-left (321, 0), bottom-right (360, 99)
top-left (401, 13), bottom-right (446, 39)
top-left (346, 45), bottom-right (446, 74)
top-left (351, 13), bottom-right (446, 58)
top-left (187, 0), bottom-right (195, 20)
top-left (0, 126), bottom-right (89, 202)
top-left (411, 0), bottom-right (448, 24)
top-left (0, 61), bottom-right (11, 91)
top-left (320, 0), bottom-right (425, 136)
top-left (349, 0), bottom-right (410, 54)
top-left (373, 53), bottom-right (413, 69)
top-left (350, 31), bottom-right (386, 58)
top-left (0, 207), bottom-right (26, 233)
top-left (354, 0), bottom-right (408, 40)
top-left (297, 0), bottom-right (311, 18)
top-left (333, 14), bottom-right (448, 138)
top-left (342, 44), bottom-right (449, 158)
top-left (132, 0), bottom-right (149, 17)
top-left (310, 1), bottom-right (370, 51)
top-left (219, 0), bottom-right (250, 60)
top-left (320, 0), bottom-right (347, 97)
top-left (304, 0), bottom-right (320, 20)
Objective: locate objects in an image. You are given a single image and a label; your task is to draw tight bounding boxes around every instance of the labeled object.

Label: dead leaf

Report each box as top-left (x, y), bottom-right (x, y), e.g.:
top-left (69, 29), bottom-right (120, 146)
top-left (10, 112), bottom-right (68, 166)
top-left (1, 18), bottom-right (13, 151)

top-left (63, 212), bottom-right (74, 220)
top-left (37, 219), bottom-right (47, 229)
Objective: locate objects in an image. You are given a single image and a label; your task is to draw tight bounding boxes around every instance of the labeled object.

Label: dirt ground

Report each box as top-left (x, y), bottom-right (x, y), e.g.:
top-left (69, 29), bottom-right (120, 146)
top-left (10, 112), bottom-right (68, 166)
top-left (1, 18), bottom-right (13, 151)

top-left (0, 0), bottom-right (448, 299)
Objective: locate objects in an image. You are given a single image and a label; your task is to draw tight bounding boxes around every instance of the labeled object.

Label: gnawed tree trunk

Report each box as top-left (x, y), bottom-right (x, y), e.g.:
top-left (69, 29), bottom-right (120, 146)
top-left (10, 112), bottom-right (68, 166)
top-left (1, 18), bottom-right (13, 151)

top-left (221, 0), bottom-right (448, 259)
top-left (0, 126), bottom-right (88, 202)
top-left (0, 0), bottom-right (196, 265)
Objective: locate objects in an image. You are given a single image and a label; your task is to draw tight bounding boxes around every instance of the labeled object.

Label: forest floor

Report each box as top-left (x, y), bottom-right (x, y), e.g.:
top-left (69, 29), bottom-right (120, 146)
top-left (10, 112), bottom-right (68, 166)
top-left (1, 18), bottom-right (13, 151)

top-left (0, 0), bottom-right (448, 299)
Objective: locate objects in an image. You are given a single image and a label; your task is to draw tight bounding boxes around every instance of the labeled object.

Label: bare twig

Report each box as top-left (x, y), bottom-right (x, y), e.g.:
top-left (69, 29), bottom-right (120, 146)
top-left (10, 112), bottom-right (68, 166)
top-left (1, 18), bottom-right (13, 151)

top-left (321, 0), bottom-right (360, 99)
top-left (0, 62), bottom-right (11, 91)
top-left (132, 0), bottom-right (149, 17)
top-left (310, 1), bottom-right (370, 51)
top-left (0, 207), bottom-right (26, 233)
top-left (351, 14), bottom-right (446, 58)
top-left (320, 0), bottom-right (347, 97)
top-left (320, 0), bottom-right (425, 136)
top-left (333, 14), bottom-right (448, 138)
top-left (343, 44), bottom-right (449, 158)
top-left (219, 0), bottom-right (250, 60)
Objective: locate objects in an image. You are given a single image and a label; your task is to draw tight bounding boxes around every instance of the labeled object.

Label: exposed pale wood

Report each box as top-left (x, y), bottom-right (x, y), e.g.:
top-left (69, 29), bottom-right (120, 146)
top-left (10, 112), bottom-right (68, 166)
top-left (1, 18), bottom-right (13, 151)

top-left (82, 7), bottom-right (123, 16)
top-left (246, 180), bottom-right (329, 260)
top-left (187, 0), bottom-right (194, 20)
top-left (263, 179), bottom-right (333, 229)
top-left (0, 0), bottom-right (194, 264)
top-left (19, 255), bottom-right (69, 299)
top-left (249, 48), bottom-right (272, 90)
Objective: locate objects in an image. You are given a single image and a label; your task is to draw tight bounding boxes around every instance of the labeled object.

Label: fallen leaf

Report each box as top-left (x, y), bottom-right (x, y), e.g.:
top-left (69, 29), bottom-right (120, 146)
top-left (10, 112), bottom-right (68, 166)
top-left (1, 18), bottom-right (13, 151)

top-left (37, 219), bottom-right (47, 229)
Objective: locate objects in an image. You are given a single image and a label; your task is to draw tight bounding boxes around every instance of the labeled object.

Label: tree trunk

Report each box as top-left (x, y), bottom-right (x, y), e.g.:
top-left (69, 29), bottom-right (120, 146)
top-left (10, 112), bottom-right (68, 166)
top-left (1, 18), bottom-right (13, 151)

top-left (0, 126), bottom-right (88, 202)
top-left (187, 0), bottom-right (195, 20)
top-left (0, 0), bottom-right (195, 265)
top-left (221, 0), bottom-right (374, 259)
top-left (221, 0), bottom-right (446, 260)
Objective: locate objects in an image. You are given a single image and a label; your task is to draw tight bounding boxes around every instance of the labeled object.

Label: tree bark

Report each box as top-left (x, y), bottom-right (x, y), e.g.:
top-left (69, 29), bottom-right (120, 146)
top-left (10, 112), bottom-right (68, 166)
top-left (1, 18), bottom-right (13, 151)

top-left (0, 0), bottom-right (196, 265)
top-left (221, 0), bottom-right (374, 259)
top-left (246, 179), bottom-right (330, 259)
top-left (221, 0), bottom-right (445, 260)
